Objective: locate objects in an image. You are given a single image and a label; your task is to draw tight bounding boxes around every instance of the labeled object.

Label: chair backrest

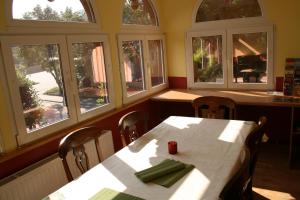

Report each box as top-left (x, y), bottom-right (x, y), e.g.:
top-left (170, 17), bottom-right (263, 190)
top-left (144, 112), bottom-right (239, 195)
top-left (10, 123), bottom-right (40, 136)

top-left (219, 148), bottom-right (251, 200)
top-left (192, 96), bottom-right (237, 119)
top-left (245, 116), bottom-right (267, 175)
top-left (58, 126), bottom-right (105, 182)
top-left (118, 110), bottom-right (149, 147)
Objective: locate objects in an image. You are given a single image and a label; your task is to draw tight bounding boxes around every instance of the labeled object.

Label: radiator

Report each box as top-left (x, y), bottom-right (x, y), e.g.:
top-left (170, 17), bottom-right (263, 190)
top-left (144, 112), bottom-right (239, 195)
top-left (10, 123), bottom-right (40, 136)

top-left (0, 130), bottom-right (114, 200)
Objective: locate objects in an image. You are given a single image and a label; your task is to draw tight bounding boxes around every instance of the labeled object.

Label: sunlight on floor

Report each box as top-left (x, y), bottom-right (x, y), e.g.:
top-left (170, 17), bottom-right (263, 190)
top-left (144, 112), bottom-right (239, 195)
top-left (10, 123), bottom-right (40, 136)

top-left (253, 187), bottom-right (296, 200)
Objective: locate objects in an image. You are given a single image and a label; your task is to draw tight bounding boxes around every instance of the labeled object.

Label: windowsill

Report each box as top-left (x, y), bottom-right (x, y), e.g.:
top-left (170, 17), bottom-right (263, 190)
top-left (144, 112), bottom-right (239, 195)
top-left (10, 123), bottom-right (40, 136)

top-left (0, 90), bottom-right (165, 164)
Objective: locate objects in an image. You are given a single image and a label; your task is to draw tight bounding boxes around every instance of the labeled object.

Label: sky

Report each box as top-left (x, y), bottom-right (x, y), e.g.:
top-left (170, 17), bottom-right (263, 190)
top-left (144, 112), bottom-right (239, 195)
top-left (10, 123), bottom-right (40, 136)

top-left (13, 0), bottom-right (84, 18)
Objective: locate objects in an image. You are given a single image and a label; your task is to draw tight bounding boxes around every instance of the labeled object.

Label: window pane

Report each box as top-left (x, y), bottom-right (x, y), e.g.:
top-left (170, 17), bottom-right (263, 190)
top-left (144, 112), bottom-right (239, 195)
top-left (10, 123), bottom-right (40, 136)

top-left (122, 40), bottom-right (145, 96)
top-left (196, 0), bottom-right (262, 22)
top-left (192, 36), bottom-right (223, 83)
top-left (11, 44), bottom-right (69, 133)
top-left (232, 32), bottom-right (267, 84)
top-left (123, 0), bottom-right (158, 26)
top-left (71, 42), bottom-right (110, 114)
top-left (13, 0), bottom-right (95, 23)
top-left (148, 40), bottom-right (164, 87)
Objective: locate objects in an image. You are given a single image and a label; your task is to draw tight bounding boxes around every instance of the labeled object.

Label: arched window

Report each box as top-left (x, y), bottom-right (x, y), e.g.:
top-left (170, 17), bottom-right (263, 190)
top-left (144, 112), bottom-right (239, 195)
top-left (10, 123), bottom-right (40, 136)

top-left (0, 1), bottom-right (115, 145)
top-left (12, 0), bottom-right (96, 23)
top-left (6, 0), bottom-right (101, 30)
top-left (122, 0), bottom-right (158, 26)
top-left (196, 0), bottom-right (262, 22)
top-left (187, 0), bottom-right (273, 90)
top-left (118, 0), bottom-right (167, 105)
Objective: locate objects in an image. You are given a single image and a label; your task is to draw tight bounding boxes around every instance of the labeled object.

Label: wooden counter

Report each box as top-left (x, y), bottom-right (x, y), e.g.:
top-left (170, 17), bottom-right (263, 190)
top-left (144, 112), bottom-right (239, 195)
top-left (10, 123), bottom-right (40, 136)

top-left (151, 89), bottom-right (300, 107)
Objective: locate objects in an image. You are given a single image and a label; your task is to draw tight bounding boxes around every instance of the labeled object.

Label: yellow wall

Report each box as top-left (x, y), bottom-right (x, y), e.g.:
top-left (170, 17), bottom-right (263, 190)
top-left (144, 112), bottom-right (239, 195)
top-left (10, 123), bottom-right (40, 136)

top-left (160, 0), bottom-right (195, 77)
top-left (263, 0), bottom-right (300, 75)
top-left (0, 0), bottom-right (4, 28)
top-left (160, 0), bottom-right (300, 77)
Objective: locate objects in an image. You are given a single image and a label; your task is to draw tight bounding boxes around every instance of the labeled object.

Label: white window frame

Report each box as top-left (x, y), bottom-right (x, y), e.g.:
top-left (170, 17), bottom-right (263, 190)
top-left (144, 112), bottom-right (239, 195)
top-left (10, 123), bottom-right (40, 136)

top-left (227, 26), bottom-right (274, 89)
top-left (145, 34), bottom-right (168, 91)
top-left (67, 35), bottom-right (115, 122)
top-left (118, 34), bottom-right (148, 104)
top-left (120, 0), bottom-right (160, 32)
top-left (186, 0), bottom-right (274, 90)
top-left (5, 0), bottom-right (101, 34)
top-left (186, 30), bottom-right (228, 89)
top-left (191, 0), bottom-right (267, 30)
top-left (0, 34), bottom-right (116, 145)
top-left (1, 35), bottom-right (77, 145)
top-left (0, 42), bottom-right (18, 135)
top-left (118, 34), bottom-right (168, 104)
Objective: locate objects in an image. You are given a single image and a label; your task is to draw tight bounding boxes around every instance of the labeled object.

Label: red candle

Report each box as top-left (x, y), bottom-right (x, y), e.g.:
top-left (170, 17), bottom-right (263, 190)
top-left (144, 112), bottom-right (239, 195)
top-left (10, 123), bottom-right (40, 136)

top-left (168, 141), bottom-right (177, 154)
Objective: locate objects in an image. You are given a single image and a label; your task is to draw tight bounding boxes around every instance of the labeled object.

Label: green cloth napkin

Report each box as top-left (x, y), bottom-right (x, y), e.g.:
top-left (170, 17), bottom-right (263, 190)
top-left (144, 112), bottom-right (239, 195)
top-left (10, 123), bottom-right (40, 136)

top-left (89, 188), bottom-right (145, 200)
top-left (135, 159), bottom-right (186, 183)
top-left (152, 164), bottom-right (194, 188)
top-left (135, 159), bottom-right (194, 188)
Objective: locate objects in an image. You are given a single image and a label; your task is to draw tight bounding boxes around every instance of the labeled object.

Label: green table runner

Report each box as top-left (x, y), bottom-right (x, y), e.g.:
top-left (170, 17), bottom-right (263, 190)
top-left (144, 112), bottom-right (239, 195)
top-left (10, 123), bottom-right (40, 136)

top-left (89, 188), bottom-right (145, 200)
top-left (135, 159), bottom-right (194, 188)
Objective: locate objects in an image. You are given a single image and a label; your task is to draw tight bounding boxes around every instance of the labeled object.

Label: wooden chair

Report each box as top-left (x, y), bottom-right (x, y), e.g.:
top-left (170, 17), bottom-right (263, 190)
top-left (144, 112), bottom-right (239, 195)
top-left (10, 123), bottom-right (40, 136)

top-left (192, 96), bottom-right (237, 119)
top-left (118, 111), bottom-right (149, 147)
top-left (219, 148), bottom-right (251, 200)
top-left (58, 126), bottom-right (106, 182)
top-left (244, 116), bottom-right (267, 197)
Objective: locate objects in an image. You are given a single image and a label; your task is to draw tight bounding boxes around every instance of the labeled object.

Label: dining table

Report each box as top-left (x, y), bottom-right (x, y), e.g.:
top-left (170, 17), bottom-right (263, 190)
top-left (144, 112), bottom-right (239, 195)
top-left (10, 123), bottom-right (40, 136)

top-left (46, 116), bottom-right (256, 200)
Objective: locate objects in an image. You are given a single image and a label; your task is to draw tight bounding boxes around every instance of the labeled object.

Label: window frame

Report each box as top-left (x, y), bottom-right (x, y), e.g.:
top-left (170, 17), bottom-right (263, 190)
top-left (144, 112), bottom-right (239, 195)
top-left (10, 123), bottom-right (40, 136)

top-left (227, 26), bottom-right (274, 89)
top-left (5, 0), bottom-right (101, 34)
top-left (66, 35), bottom-right (115, 122)
top-left (118, 34), bottom-right (168, 105)
top-left (1, 35), bottom-right (77, 145)
top-left (186, 30), bottom-right (228, 89)
top-left (0, 42), bottom-right (18, 141)
top-left (186, 0), bottom-right (274, 90)
top-left (145, 34), bottom-right (168, 90)
top-left (118, 34), bottom-right (148, 104)
top-left (191, 0), bottom-right (267, 30)
top-left (0, 34), bottom-right (116, 145)
top-left (1, 1), bottom-right (116, 146)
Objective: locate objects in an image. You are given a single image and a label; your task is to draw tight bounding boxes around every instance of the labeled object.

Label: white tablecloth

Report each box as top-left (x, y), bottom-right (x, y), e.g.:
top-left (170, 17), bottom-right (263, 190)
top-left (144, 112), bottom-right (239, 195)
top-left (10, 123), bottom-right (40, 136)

top-left (48, 116), bottom-right (256, 200)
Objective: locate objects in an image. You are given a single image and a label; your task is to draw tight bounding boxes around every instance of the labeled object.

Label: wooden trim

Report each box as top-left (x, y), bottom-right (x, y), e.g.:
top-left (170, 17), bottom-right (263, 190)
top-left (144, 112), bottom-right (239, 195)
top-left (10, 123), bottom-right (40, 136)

top-left (168, 77), bottom-right (187, 89)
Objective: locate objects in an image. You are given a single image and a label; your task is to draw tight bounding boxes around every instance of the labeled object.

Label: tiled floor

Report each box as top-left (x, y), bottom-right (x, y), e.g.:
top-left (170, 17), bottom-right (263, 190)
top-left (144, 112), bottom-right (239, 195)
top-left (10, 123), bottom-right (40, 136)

top-left (252, 144), bottom-right (300, 200)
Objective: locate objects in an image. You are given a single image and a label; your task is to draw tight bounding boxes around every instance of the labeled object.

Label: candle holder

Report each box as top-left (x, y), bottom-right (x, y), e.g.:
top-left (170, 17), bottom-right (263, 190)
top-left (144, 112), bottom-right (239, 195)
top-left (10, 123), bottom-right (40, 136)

top-left (168, 141), bottom-right (177, 154)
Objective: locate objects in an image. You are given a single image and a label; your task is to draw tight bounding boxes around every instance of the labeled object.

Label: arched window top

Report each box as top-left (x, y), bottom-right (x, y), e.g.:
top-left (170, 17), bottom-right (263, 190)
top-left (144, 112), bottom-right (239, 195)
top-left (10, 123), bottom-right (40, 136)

top-left (122, 0), bottom-right (158, 26)
top-left (12, 0), bottom-right (96, 23)
top-left (196, 0), bottom-right (262, 23)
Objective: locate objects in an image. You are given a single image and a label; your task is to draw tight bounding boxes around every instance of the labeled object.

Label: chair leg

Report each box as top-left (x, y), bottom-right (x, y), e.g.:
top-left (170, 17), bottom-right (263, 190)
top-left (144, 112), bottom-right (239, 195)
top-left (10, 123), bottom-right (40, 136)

top-left (246, 179), bottom-right (253, 200)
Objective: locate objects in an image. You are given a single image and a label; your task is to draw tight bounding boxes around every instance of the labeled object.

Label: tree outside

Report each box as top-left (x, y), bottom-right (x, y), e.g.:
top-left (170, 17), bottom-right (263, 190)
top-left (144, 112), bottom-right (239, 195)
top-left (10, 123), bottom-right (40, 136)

top-left (192, 36), bottom-right (223, 83)
top-left (122, 0), bottom-right (157, 26)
